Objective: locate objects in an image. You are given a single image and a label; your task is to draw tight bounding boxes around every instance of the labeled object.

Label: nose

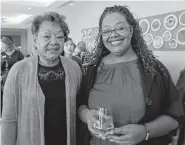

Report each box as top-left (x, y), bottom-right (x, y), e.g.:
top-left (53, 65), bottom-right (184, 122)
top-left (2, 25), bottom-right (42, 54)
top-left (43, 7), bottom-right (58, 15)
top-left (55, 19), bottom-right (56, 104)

top-left (50, 35), bottom-right (58, 45)
top-left (109, 30), bottom-right (119, 38)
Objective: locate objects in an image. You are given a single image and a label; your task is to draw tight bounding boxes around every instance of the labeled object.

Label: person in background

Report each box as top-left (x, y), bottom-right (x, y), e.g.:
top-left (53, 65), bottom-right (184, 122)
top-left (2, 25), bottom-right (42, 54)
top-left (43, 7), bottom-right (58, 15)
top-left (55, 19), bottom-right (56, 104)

top-left (1, 36), bottom-right (24, 114)
top-left (72, 46), bottom-right (81, 58)
top-left (2, 12), bottom-right (82, 145)
top-left (1, 36), bottom-right (24, 70)
top-left (64, 37), bottom-right (81, 66)
top-left (77, 5), bottom-right (184, 145)
top-left (176, 67), bottom-right (185, 145)
top-left (77, 41), bottom-right (87, 60)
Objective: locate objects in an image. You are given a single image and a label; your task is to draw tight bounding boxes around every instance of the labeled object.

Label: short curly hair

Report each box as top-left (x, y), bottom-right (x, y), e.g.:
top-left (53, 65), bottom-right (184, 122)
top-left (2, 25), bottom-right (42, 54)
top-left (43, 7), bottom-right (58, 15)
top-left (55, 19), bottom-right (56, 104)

top-left (31, 12), bottom-right (70, 42)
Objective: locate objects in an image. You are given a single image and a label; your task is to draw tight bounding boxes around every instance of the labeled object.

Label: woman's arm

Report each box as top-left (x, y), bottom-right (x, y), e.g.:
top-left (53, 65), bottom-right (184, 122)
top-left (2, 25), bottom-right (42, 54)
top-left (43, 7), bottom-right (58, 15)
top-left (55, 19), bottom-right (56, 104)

top-left (145, 115), bottom-right (179, 138)
top-left (1, 64), bottom-right (19, 145)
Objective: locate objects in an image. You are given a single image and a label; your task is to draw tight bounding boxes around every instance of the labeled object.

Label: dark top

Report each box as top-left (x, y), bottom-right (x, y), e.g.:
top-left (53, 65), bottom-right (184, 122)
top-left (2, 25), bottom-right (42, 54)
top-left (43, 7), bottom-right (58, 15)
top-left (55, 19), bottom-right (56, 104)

top-left (38, 61), bottom-right (67, 145)
top-left (176, 68), bottom-right (185, 145)
top-left (89, 59), bottom-right (145, 145)
top-left (76, 59), bottom-right (185, 145)
top-left (1, 50), bottom-right (24, 70)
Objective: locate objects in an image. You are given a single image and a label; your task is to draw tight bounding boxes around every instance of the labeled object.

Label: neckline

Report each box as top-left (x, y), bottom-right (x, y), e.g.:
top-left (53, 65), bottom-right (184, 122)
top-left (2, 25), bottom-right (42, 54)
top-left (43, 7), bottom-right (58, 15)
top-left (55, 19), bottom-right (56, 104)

top-left (4, 50), bottom-right (16, 57)
top-left (38, 61), bottom-right (61, 69)
top-left (102, 58), bottom-right (138, 66)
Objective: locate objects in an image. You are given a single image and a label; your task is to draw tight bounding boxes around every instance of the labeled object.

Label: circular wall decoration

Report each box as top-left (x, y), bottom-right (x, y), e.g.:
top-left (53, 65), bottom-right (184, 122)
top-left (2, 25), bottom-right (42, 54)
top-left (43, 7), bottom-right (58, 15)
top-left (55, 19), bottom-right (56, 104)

top-left (164, 14), bottom-right (178, 30)
top-left (153, 36), bottom-right (164, 49)
top-left (179, 11), bottom-right (185, 26)
top-left (151, 19), bottom-right (161, 31)
top-left (162, 31), bottom-right (172, 41)
top-left (176, 28), bottom-right (185, 45)
top-left (144, 33), bottom-right (153, 44)
top-left (139, 19), bottom-right (150, 35)
top-left (169, 39), bottom-right (178, 49)
top-left (82, 30), bottom-right (87, 38)
top-left (93, 28), bottom-right (99, 37)
top-left (87, 29), bottom-right (93, 39)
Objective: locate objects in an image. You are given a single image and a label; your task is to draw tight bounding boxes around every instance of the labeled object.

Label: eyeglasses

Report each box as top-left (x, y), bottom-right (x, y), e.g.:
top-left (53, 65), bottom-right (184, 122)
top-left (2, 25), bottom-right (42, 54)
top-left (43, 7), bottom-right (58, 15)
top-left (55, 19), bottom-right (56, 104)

top-left (101, 26), bottom-right (131, 37)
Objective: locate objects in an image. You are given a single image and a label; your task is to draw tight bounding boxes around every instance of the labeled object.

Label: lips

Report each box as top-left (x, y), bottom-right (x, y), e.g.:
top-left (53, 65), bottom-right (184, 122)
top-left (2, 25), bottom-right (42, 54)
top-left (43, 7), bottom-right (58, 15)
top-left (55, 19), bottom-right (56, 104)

top-left (109, 39), bottom-right (124, 46)
top-left (48, 48), bottom-right (60, 51)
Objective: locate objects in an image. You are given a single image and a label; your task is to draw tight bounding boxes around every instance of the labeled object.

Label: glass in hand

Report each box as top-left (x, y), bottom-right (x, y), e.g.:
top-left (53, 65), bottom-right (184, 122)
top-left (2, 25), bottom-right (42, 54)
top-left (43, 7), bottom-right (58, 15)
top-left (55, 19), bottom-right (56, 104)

top-left (93, 105), bottom-right (114, 138)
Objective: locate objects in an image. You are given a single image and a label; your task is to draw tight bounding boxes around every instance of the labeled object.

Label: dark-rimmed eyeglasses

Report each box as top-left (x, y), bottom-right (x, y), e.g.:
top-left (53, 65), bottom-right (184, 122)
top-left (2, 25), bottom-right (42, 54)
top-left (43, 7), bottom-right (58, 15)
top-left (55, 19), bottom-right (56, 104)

top-left (101, 26), bottom-right (131, 37)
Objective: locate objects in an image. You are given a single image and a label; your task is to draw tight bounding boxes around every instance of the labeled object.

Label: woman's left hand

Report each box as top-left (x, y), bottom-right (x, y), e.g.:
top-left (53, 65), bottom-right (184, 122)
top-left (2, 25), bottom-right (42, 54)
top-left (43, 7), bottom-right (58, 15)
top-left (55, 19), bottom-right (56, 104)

top-left (107, 124), bottom-right (147, 145)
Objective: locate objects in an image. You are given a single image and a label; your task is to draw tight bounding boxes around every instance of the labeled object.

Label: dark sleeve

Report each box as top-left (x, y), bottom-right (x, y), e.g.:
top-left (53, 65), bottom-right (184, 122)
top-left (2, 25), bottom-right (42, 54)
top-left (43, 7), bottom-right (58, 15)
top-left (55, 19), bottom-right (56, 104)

top-left (18, 51), bottom-right (24, 60)
top-left (176, 68), bottom-right (185, 94)
top-left (76, 73), bottom-right (91, 145)
top-left (76, 74), bottom-right (89, 113)
top-left (157, 61), bottom-right (185, 127)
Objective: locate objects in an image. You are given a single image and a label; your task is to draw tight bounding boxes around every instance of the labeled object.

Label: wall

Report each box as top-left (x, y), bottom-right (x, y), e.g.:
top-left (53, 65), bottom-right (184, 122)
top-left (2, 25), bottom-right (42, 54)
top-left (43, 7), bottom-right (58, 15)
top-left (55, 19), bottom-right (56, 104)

top-left (27, 28), bottom-right (35, 55)
top-left (154, 51), bottom-right (185, 84)
top-left (1, 28), bottom-right (27, 55)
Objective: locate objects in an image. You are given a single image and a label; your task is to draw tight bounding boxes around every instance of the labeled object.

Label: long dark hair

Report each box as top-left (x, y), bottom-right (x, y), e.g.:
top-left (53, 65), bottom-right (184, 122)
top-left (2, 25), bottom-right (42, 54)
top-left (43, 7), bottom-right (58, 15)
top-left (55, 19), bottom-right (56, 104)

top-left (86, 5), bottom-right (165, 89)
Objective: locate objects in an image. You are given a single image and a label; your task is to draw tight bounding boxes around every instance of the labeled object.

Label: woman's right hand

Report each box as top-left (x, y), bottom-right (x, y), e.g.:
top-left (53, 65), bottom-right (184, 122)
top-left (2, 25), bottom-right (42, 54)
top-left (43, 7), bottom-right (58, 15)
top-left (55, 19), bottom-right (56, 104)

top-left (84, 109), bottom-right (104, 139)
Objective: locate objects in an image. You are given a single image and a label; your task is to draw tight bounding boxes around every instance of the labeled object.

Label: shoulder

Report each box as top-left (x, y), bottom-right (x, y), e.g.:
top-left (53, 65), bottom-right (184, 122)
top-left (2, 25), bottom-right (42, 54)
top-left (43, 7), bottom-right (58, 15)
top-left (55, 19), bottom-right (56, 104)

top-left (9, 56), bottom-right (35, 74)
top-left (180, 67), bottom-right (185, 75)
top-left (72, 56), bottom-right (81, 65)
top-left (60, 56), bottom-right (81, 75)
top-left (14, 50), bottom-right (21, 54)
top-left (154, 59), bottom-right (171, 77)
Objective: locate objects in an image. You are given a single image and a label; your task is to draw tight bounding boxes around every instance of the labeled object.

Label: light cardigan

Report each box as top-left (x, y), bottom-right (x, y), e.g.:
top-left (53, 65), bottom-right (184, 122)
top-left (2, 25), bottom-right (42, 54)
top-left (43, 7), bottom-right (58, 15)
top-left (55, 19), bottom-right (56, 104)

top-left (1, 55), bottom-right (82, 145)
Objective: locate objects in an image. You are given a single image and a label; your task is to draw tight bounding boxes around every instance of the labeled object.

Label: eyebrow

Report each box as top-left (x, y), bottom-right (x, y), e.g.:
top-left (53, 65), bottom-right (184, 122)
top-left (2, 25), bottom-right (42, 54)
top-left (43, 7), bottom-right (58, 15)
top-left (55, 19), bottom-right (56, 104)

top-left (41, 29), bottom-right (63, 34)
top-left (102, 22), bottom-right (127, 29)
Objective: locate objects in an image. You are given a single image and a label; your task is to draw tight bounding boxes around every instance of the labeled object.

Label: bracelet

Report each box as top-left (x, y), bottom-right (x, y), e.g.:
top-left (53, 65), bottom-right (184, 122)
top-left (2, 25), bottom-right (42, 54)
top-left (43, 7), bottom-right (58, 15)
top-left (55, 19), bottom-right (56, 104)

top-left (80, 108), bottom-right (89, 123)
top-left (143, 124), bottom-right (150, 140)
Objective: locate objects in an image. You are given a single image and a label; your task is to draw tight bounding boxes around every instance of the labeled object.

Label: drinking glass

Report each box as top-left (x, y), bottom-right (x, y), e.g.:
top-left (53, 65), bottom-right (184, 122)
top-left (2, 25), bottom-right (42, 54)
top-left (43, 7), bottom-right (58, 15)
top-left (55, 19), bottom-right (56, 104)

top-left (93, 105), bottom-right (114, 139)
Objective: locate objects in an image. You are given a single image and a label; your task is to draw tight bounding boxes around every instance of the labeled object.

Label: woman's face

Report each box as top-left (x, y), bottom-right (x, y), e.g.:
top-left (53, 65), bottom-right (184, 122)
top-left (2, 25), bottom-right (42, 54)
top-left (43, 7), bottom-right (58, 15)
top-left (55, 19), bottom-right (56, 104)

top-left (33, 21), bottom-right (65, 61)
top-left (1, 42), bottom-right (12, 52)
top-left (101, 12), bottom-right (133, 56)
top-left (78, 42), bottom-right (86, 52)
top-left (64, 40), bottom-right (75, 55)
top-left (74, 47), bottom-right (81, 53)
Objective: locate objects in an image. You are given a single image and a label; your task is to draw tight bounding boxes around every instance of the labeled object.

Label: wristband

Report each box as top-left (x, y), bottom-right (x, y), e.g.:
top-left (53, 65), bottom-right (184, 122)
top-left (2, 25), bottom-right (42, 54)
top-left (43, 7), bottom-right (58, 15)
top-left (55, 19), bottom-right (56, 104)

top-left (143, 124), bottom-right (150, 140)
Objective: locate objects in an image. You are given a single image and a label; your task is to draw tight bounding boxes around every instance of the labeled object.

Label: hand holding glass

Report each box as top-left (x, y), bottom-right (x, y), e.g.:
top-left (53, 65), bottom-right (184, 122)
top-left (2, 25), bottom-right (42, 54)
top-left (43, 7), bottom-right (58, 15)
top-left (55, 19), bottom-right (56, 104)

top-left (93, 105), bottom-right (114, 139)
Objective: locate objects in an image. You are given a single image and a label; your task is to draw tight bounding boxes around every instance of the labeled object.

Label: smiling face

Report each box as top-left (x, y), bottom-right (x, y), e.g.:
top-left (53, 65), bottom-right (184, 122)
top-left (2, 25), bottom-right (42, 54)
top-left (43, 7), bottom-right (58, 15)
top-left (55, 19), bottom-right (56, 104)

top-left (101, 12), bottom-right (133, 56)
top-left (64, 40), bottom-right (75, 55)
top-left (33, 21), bottom-right (65, 61)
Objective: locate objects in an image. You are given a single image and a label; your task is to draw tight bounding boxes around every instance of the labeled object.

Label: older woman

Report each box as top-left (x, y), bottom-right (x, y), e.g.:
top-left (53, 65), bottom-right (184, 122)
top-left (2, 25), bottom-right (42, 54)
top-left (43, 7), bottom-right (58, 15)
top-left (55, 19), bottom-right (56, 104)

top-left (2, 12), bottom-right (82, 145)
top-left (77, 5), bottom-right (184, 145)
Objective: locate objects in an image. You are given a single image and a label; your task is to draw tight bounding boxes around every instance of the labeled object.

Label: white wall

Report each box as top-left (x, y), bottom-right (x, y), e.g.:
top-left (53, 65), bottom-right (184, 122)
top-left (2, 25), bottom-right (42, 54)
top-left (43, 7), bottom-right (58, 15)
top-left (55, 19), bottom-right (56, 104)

top-left (153, 51), bottom-right (185, 84)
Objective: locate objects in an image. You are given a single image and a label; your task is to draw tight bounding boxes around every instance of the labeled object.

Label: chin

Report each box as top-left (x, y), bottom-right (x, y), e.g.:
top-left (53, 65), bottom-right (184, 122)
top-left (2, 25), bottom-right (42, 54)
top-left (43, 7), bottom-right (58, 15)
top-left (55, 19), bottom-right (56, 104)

top-left (46, 54), bottom-right (60, 61)
top-left (112, 49), bottom-right (127, 56)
